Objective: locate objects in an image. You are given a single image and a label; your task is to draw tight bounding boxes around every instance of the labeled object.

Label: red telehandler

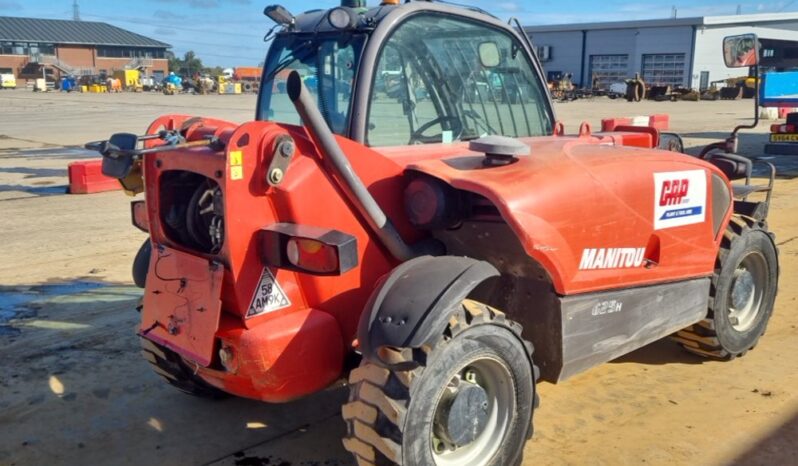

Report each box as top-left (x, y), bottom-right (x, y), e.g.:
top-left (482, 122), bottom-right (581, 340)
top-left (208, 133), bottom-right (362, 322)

top-left (88, 4), bottom-right (778, 465)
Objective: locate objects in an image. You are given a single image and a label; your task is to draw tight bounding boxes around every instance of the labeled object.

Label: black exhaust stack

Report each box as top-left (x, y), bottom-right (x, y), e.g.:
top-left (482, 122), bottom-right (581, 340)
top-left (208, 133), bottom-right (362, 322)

top-left (287, 71), bottom-right (416, 262)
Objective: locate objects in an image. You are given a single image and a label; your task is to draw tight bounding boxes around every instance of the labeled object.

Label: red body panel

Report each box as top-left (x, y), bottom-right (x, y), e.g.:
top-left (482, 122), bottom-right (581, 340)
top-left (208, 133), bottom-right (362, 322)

top-left (199, 309), bottom-right (344, 402)
top-left (405, 137), bottom-right (731, 294)
top-left (137, 115), bottom-right (731, 401)
top-left (139, 116), bottom-right (413, 400)
top-left (142, 246), bottom-right (223, 366)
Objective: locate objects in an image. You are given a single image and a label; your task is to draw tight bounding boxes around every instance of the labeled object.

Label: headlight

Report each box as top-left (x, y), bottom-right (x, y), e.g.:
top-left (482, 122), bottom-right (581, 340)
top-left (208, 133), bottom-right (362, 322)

top-left (328, 7), bottom-right (357, 30)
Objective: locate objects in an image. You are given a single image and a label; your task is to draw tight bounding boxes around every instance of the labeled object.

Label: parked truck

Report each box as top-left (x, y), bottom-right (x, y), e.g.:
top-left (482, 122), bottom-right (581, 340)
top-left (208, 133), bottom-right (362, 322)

top-left (220, 66), bottom-right (263, 93)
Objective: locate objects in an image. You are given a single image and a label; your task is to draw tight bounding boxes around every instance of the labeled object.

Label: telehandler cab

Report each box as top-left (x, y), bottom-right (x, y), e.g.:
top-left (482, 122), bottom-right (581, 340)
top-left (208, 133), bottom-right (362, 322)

top-left (88, 4), bottom-right (779, 465)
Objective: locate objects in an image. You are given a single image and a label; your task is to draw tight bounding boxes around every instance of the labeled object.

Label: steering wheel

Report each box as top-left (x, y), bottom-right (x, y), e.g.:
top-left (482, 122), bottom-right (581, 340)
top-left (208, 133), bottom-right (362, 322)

top-left (409, 116), bottom-right (463, 144)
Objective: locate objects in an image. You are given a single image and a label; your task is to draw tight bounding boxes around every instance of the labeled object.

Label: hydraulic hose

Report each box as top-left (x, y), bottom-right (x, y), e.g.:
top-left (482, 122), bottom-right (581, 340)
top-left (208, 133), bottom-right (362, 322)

top-left (286, 71), bottom-right (416, 262)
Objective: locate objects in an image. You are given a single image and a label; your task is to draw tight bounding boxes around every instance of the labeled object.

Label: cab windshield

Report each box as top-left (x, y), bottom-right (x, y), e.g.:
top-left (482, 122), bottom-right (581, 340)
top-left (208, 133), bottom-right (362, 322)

top-left (257, 34), bottom-right (366, 135)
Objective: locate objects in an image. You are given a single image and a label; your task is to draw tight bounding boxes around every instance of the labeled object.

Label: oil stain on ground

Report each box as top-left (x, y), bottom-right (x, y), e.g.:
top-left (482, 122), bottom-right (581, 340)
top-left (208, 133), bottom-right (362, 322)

top-left (233, 453), bottom-right (346, 466)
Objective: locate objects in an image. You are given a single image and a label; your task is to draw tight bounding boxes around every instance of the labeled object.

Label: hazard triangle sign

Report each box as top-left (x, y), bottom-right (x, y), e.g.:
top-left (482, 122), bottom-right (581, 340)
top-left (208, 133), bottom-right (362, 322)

top-left (247, 268), bottom-right (291, 317)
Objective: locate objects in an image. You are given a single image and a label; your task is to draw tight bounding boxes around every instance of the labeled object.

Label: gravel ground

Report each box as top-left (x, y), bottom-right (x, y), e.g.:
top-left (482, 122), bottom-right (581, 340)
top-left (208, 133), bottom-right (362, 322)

top-left (0, 90), bottom-right (796, 466)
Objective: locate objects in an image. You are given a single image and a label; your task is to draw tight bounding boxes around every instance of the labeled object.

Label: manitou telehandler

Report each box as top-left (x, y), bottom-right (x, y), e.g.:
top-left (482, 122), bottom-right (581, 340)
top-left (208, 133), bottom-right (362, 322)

top-left (88, 3), bottom-right (779, 464)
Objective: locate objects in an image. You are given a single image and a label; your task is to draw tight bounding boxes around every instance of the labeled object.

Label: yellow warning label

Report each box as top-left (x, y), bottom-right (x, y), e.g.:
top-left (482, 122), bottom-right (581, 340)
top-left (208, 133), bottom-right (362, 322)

top-left (229, 150), bottom-right (244, 180)
top-left (230, 150), bottom-right (243, 166)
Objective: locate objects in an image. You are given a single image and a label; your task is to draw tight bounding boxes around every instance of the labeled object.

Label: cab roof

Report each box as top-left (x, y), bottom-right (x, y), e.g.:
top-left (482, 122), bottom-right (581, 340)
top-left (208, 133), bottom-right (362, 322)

top-left (280, 1), bottom-right (498, 35)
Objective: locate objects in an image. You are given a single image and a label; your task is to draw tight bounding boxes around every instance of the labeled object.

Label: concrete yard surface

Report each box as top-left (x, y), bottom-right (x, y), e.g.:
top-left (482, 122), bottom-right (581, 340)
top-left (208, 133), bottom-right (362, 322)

top-left (1, 90), bottom-right (797, 466)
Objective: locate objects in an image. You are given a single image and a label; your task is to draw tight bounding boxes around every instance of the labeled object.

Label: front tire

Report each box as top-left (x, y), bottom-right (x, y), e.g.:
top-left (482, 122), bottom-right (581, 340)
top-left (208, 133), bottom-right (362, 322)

top-left (342, 300), bottom-right (538, 466)
top-left (674, 216), bottom-right (778, 359)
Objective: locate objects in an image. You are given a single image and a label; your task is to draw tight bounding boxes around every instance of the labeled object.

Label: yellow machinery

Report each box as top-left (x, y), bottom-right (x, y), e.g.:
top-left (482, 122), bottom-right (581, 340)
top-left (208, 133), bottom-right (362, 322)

top-left (216, 75), bottom-right (242, 95)
top-left (163, 82), bottom-right (177, 95)
top-left (113, 69), bottom-right (143, 92)
top-left (0, 73), bottom-right (16, 89)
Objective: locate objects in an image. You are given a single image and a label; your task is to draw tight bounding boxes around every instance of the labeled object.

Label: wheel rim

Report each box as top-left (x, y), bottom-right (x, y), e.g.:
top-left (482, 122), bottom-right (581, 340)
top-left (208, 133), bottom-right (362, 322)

top-left (430, 356), bottom-right (515, 466)
top-left (728, 251), bottom-right (768, 332)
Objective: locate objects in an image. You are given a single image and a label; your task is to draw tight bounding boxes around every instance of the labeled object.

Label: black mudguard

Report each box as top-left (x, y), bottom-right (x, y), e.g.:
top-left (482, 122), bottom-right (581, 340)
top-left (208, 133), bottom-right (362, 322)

top-left (357, 255), bottom-right (499, 367)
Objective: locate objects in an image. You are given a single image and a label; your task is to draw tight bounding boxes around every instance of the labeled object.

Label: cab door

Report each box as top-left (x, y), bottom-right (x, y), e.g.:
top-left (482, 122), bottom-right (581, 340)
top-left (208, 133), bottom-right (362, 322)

top-left (356, 10), bottom-right (554, 147)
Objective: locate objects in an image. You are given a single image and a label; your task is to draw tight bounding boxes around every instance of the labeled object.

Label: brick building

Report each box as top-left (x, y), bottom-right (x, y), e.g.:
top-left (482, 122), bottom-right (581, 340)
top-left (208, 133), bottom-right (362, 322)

top-left (0, 16), bottom-right (170, 85)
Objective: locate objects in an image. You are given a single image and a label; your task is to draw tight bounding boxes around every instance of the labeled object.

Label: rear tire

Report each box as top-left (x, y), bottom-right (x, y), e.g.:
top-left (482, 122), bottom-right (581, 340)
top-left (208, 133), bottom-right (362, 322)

top-left (140, 338), bottom-right (227, 399)
top-left (673, 216), bottom-right (778, 359)
top-left (342, 300), bottom-right (538, 466)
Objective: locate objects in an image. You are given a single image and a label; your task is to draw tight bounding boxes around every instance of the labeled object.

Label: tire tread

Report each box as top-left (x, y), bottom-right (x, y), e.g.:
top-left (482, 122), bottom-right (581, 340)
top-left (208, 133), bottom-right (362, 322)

top-left (672, 215), bottom-right (769, 360)
top-left (342, 300), bottom-right (538, 466)
top-left (140, 338), bottom-right (226, 399)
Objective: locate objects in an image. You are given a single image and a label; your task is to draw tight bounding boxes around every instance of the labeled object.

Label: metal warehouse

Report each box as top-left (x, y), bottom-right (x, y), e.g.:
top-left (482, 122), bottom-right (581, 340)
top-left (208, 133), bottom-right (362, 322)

top-left (0, 16), bottom-right (170, 85)
top-left (525, 12), bottom-right (798, 90)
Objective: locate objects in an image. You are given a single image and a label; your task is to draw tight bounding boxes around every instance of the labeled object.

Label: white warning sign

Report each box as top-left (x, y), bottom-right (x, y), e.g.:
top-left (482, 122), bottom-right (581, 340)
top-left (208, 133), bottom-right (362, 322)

top-left (247, 268), bottom-right (291, 317)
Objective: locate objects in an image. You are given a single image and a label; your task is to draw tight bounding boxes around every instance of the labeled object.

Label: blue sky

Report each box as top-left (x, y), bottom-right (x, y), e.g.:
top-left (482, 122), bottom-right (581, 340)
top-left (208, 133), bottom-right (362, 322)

top-left (0, 0), bottom-right (796, 66)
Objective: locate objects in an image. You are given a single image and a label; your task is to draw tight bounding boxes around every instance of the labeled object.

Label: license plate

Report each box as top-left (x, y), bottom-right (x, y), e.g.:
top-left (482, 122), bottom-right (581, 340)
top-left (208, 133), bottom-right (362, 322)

top-left (141, 246), bottom-right (224, 367)
top-left (770, 133), bottom-right (798, 142)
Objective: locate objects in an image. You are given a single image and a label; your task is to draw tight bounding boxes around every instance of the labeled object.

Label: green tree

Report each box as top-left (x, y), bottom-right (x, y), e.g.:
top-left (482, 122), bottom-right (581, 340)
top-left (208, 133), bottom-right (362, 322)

top-left (202, 66), bottom-right (225, 77)
top-left (183, 51), bottom-right (203, 76)
top-left (168, 51), bottom-right (205, 76)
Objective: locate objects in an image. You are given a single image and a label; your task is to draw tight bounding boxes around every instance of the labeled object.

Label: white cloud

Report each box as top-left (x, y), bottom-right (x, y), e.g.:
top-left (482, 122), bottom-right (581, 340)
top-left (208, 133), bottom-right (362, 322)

top-left (497, 2), bottom-right (521, 12)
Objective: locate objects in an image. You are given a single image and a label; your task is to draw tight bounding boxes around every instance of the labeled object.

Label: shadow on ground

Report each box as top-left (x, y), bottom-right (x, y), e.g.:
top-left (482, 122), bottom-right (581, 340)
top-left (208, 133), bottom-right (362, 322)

top-left (728, 405), bottom-right (798, 465)
top-left (0, 184), bottom-right (67, 196)
top-left (0, 278), bottom-right (354, 466)
top-left (610, 337), bottom-right (705, 366)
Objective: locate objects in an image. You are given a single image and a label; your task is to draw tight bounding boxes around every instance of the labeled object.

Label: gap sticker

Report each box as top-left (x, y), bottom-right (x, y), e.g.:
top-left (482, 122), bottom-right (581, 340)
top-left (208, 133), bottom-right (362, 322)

top-left (653, 169), bottom-right (707, 230)
top-left (247, 268), bottom-right (291, 317)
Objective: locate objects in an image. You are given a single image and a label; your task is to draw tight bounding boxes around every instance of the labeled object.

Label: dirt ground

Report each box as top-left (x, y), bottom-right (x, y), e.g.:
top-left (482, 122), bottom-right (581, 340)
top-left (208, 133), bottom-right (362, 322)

top-left (1, 90), bottom-right (797, 466)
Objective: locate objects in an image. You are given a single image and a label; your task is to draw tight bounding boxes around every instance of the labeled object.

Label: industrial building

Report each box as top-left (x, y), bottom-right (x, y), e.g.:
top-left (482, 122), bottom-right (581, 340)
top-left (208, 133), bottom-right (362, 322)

top-left (525, 12), bottom-right (798, 90)
top-left (0, 16), bottom-right (170, 86)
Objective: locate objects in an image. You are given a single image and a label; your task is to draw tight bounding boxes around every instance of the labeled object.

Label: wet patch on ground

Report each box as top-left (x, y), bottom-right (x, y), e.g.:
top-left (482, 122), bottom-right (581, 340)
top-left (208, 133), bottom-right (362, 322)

top-left (0, 280), bottom-right (109, 335)
top-left (0, 146), bottom-right (99, 159)
top-left (0, 167), bottom-right (68, 178)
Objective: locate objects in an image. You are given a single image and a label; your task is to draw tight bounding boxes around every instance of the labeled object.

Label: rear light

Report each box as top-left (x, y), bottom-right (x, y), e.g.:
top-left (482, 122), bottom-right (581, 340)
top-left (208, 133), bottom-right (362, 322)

top-left (259, 223), bottom-right (358, 276)
top-left (286, 238), bottom-right (341, 274)
top-left (770, 124), bottom-right (796, 133)
top-left (131, 200), bottom-right (149, 232)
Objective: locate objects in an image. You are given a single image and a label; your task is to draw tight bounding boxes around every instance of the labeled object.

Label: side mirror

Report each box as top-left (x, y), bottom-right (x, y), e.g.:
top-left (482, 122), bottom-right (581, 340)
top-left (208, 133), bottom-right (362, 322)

top-left (723, 34), bottom-right (759, 68)
top-left (101, 133), bottom-right (139, 179)
top-left (478, 42), bottom-right (501, 68)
